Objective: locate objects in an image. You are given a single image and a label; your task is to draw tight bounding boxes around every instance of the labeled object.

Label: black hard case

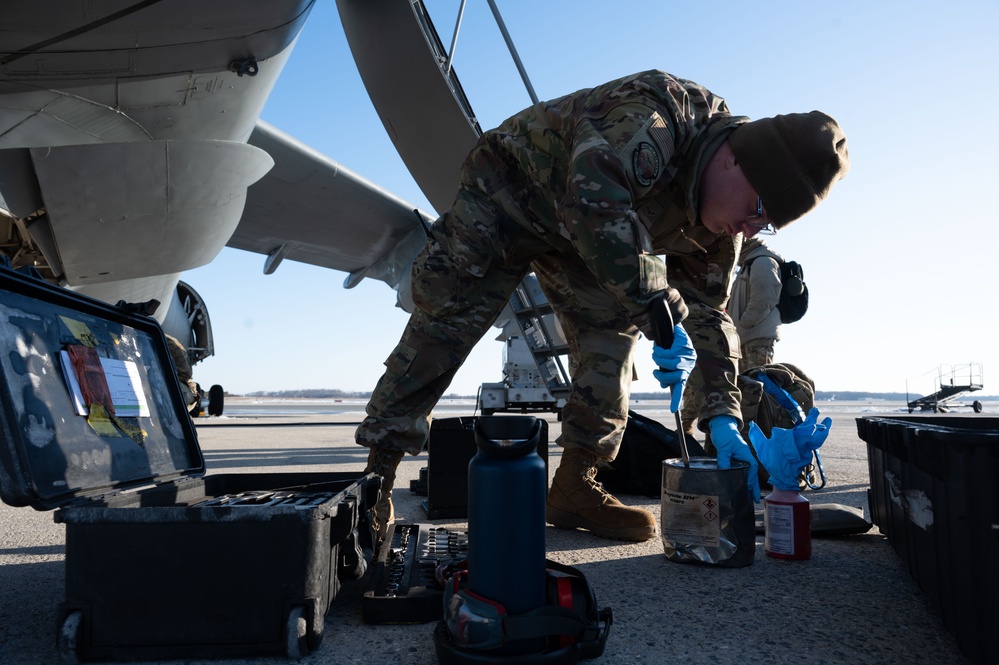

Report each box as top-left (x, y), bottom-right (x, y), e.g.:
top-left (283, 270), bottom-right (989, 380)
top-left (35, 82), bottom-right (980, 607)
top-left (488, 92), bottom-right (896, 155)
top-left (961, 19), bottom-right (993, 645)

top-left (0, 265), bottom-right (378, 661)
top-left (858, 415), bottom-right (998, 665)
top-left (423, 416), bottom-right (549, 518)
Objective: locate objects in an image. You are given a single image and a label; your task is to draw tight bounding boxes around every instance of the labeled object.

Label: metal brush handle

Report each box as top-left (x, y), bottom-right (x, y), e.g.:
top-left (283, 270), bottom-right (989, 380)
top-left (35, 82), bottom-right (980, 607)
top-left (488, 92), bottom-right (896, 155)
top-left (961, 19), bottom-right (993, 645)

top-left (650, 298), bottom-right (690, 467)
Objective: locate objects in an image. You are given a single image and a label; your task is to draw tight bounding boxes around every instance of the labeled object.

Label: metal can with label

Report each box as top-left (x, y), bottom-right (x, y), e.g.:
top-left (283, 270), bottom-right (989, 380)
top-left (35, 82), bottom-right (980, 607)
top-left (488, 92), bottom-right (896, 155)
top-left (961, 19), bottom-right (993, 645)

top-left (660, 457), bottom-right (756, 567)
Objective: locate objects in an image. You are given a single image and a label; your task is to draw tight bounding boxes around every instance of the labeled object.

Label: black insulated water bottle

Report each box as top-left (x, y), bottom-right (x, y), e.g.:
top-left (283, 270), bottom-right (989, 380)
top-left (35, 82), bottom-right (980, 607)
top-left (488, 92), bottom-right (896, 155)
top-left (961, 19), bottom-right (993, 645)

top-left (467, 415), bottom-right (547, 654)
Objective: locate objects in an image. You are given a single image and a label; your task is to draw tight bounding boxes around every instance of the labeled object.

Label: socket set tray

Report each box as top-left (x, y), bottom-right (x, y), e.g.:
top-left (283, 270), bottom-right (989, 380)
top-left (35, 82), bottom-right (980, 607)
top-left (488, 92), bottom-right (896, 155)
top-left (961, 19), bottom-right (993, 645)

top-left (362, 522), bottom-right (468, 624)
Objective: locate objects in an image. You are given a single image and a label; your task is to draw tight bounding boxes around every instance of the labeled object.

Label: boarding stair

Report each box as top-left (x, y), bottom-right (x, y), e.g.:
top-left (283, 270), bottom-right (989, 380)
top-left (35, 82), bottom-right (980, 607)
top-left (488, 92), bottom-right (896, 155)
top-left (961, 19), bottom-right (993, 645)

top-left (478, 274), bottom-right (570, 416)
top-left (906, 363), bottom-right (985, 413)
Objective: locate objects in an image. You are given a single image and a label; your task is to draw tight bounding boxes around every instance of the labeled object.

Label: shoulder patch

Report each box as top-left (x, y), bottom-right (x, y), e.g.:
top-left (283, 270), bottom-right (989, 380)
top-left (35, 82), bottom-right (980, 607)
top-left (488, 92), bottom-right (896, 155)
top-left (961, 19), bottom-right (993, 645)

top-left (632, 141), bottom-right (660, 187)
top-left (648, 114), bottom-right (673, 157)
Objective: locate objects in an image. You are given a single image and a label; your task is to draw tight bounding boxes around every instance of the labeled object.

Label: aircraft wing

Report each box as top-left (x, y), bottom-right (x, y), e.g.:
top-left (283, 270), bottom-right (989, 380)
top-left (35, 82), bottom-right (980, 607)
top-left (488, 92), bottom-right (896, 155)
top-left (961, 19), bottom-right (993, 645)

top-left (231, 120), bottom-right (433, 298)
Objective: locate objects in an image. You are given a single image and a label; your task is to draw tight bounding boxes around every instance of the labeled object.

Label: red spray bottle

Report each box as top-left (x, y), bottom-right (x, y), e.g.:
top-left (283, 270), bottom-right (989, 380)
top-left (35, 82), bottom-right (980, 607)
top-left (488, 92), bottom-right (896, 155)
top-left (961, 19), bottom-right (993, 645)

top-left (763, 487), bottom-right (810, 560)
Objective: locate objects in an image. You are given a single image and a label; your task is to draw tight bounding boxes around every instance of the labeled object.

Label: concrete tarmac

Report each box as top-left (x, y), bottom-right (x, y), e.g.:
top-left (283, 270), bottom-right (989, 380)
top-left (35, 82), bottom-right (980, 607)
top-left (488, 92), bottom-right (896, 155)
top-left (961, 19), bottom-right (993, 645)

top-left (0, 407), bottom-right (974, 664)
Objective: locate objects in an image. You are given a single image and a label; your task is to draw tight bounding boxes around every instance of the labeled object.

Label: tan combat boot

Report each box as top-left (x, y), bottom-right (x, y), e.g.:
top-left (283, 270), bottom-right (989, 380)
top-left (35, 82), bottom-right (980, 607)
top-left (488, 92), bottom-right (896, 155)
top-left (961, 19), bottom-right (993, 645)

top-left (363, 447), bottom-right (405, 546)
top-left (546, 447), bottom-right (657, 541)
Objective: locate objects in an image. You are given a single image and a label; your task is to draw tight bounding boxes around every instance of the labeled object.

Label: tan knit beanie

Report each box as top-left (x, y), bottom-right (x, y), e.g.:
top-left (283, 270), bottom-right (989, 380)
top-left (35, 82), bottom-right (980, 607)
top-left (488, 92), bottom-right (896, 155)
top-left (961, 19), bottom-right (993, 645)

top-left (729, 111), bottom-right (849, 228)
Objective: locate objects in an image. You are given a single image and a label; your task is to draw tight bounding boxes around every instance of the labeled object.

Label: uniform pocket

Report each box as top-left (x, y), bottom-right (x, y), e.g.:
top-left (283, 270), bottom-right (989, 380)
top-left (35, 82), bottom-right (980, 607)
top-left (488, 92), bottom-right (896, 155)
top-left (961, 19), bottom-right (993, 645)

top-left (721, 321), bottom-right (742, 359)
top-left (410, 239), bottom-right (484, 321)
top-left (383, 341), bottom-right (417, 376)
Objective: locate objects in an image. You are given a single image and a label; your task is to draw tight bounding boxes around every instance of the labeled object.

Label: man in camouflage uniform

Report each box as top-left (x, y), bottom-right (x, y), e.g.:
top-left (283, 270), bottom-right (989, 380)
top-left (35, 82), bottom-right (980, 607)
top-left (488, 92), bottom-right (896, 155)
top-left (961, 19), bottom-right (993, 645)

top-left (356, 70), bottom-right (849, 543)
top-left (165, 333), bottom-right (199, 410)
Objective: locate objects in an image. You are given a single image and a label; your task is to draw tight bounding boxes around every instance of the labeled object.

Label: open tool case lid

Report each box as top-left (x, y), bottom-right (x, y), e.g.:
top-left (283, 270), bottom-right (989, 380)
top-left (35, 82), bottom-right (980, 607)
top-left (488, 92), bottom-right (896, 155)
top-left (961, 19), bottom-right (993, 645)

top-left (0, 262), bottom-right (203, 510)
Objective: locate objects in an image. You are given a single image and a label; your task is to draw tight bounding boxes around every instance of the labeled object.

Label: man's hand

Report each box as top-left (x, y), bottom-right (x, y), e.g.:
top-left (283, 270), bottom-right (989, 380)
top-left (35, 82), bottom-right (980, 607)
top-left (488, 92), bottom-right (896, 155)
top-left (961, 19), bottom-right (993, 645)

top-left (709, 415), bottom-right (761, 502)
top-left (651, 324), bottom-right (696, 412)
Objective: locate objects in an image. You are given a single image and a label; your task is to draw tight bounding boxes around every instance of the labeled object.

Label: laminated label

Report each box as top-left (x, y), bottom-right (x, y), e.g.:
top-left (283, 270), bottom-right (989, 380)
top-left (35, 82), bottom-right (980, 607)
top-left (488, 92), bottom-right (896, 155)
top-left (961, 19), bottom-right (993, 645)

top-left (661, 489), bottom-right (721, 547)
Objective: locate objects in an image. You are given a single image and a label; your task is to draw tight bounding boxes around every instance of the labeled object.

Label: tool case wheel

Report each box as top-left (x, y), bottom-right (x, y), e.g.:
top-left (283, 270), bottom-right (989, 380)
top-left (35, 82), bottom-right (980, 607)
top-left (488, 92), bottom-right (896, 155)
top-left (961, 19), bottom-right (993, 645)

top-left (285, 606), bottom-right (309, 659)
top-left (58, 610), bottom-right (83, 664)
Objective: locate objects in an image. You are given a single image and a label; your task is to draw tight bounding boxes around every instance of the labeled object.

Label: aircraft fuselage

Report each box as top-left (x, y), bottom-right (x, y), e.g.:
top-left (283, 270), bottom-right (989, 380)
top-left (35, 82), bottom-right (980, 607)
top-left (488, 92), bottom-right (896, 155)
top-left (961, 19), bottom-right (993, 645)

top-left (0, 0), bottom-right (316, 357)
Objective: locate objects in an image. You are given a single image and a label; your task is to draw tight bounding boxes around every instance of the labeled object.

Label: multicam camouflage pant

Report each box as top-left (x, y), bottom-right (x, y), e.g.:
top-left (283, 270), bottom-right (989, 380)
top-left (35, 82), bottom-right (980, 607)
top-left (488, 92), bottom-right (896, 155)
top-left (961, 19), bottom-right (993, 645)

top-left (679, 364), bottom-right (705, 434)
top-left (355, 186), bottom-right (639, 461)
top-left (740, 337), bottom-right (775, 370)
top-left (680, 336), bottom-right (775, 432)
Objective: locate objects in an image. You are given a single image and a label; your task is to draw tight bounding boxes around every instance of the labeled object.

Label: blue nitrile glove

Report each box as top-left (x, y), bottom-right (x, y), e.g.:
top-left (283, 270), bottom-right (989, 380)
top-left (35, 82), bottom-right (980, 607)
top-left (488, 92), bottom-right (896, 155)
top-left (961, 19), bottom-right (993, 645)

top-left (709, 415), bottom-right (761, 502)
top-left (794, 407), bottom-right (832, 450)
top-left (651, 324), bottom-right (697, 412)
top-left (748, 407), bottom-right (831, 490)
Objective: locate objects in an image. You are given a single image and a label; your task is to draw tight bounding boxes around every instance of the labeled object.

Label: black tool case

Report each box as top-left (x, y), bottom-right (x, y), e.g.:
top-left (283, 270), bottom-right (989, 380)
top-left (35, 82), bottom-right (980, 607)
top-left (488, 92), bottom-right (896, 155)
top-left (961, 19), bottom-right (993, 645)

top-left (0, 264), bottom-right (378, 662)
top-left (422, 417), bottom-right (549, 518)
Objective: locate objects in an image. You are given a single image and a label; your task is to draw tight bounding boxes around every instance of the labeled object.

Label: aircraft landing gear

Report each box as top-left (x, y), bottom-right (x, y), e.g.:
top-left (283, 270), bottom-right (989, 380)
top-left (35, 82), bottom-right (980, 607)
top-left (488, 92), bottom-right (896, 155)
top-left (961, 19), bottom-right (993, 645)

top-left (208, 384), bottom-right (224, 416)
top-left (190, 383), bottom-right (225, 417)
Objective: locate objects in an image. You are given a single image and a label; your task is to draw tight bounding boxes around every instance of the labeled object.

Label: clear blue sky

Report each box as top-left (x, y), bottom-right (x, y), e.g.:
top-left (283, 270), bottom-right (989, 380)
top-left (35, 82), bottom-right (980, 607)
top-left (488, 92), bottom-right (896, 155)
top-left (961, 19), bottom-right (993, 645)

top-left (186, 0), bottom-right (999, 398)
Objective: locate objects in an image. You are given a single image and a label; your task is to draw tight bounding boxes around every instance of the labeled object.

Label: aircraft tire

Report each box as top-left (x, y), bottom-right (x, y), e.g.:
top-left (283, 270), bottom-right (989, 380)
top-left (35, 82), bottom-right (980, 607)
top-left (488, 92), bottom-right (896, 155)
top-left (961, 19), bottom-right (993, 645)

top-left (973, 400), bottom-right (983, 413)
top-left (208, 384), bottom-right (225, 416)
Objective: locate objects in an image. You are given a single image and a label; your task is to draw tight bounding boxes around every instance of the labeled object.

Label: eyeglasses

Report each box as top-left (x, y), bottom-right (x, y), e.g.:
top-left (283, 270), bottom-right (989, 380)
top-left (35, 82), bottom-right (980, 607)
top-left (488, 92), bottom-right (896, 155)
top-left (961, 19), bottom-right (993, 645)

top-left (745, 197), bottom-right (776, 236)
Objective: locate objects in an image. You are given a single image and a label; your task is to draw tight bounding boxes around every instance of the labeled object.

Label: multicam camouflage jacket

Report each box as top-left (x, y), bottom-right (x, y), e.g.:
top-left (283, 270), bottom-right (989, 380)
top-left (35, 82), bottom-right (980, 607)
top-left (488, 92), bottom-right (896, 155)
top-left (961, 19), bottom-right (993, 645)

top-left (461, 70), bottom-right (750, 424)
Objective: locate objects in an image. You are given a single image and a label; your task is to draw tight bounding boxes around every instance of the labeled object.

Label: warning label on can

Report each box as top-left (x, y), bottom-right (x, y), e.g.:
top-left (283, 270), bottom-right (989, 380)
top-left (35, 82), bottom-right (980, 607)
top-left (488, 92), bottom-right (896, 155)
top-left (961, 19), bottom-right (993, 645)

top-left (661, 490), bottom-right (721, 547)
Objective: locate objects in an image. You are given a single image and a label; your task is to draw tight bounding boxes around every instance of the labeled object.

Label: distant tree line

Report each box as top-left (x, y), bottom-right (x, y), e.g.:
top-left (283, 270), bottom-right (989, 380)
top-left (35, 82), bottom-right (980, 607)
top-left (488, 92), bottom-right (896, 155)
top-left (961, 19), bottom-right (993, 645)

top-left (630, 391), bottom-right (923, 401)
top-left (242, 389), bottom-right (371, 399)
top-left (635, 390), bottom-right (998, 402)
top-left (234, 389), bottom-right (998, 401)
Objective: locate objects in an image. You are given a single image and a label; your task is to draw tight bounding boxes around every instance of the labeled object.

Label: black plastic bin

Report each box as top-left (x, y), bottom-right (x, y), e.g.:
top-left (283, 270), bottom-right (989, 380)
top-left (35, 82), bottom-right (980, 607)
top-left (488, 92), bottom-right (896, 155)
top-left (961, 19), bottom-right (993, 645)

top-left (857, 415), bottom-right (998, 665)
top-left (0, 265), bottom-right (377, 661)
